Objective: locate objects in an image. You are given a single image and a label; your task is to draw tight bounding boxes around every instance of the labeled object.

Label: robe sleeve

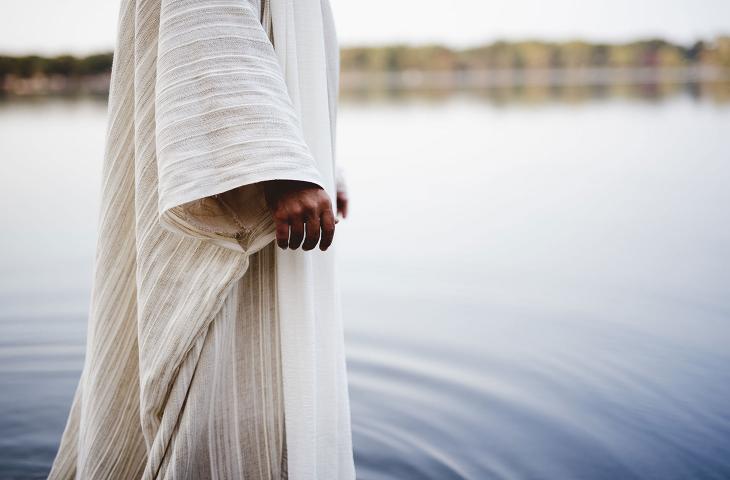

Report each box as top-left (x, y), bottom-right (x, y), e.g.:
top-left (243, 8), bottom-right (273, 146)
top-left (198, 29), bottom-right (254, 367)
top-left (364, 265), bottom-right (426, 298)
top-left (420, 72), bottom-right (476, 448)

top-left (154, 0), bottom-right (325, 253)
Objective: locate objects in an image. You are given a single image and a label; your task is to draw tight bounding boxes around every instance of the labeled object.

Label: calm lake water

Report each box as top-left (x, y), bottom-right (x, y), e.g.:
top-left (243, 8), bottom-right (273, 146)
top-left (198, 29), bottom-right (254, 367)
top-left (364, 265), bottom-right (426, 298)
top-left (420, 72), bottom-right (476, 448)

top-left (1, 87), bottom-right (729, 479)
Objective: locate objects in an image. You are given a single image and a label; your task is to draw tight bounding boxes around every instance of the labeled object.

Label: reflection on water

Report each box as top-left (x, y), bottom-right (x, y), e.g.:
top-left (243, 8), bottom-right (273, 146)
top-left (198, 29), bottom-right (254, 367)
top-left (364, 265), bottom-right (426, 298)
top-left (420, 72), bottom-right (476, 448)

top-left (1, 86), bottom-right (730, 479)
top-left (340, 77), bottom-right (730, 106)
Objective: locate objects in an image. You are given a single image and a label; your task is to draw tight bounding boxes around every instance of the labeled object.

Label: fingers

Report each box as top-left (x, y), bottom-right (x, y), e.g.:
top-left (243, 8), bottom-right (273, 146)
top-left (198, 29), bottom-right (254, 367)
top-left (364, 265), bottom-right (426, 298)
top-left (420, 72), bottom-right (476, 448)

top-left (302, 214), bottom-right (321, 251)
top-left (288, 210), bottom-right (305, 250)
top-left (269, 186), bottom-right (336, 251)
top-left (274, 211), bottom-right (290, 249)
top-left (319, 208), bottom-right (336, 251)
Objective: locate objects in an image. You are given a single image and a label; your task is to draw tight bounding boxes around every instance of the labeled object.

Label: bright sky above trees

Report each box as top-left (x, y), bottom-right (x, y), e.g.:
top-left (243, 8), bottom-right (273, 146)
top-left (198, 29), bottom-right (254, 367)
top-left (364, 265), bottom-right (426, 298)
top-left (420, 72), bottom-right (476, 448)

top-left (0, 0), bottom-right (729, 54)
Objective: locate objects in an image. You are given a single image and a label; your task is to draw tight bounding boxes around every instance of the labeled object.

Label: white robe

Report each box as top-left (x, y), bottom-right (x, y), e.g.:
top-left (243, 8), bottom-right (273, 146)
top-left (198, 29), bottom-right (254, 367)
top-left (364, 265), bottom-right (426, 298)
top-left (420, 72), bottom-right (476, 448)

top-left (48, 0), bottom-right (355, 478)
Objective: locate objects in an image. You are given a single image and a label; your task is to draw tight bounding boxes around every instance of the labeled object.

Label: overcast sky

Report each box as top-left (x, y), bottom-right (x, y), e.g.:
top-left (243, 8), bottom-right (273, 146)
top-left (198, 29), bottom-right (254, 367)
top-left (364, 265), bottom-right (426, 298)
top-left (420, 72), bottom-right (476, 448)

top-left (1, 0), bottom-right (729, 55)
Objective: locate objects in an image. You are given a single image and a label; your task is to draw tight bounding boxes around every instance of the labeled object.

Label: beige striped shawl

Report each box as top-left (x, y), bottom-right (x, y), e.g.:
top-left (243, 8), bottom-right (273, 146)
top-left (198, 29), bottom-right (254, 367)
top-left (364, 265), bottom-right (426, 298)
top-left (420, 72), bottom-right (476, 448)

top-left (48, 0), bottom-right (355, 478)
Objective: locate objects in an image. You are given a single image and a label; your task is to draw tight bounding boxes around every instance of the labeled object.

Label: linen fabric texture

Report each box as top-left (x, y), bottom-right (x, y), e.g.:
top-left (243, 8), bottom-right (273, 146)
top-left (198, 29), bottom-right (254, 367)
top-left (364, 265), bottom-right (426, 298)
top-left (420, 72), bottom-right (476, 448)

top-left (48, 0), bottom-right (355, 478)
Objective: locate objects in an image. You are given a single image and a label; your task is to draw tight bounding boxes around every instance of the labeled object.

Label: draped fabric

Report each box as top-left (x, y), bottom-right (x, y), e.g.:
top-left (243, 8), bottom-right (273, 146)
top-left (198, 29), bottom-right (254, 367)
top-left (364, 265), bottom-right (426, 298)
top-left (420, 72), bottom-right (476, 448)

top-left (48, 0), bottom-right (355, 478)
top-left (155, 243), bottom-right (287, 479)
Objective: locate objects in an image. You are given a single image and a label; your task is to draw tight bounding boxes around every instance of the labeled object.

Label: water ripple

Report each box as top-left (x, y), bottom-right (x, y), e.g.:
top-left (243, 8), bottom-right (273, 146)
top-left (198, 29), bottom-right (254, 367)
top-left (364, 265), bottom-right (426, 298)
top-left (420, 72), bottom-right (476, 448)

top-left (346, 331), bottom-right (730, 480)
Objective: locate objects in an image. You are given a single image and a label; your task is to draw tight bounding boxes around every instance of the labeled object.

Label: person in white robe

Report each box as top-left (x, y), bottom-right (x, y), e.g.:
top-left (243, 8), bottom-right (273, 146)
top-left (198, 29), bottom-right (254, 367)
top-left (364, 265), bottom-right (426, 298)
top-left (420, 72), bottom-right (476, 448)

top-left (47, 0), bottom-right (355, 478)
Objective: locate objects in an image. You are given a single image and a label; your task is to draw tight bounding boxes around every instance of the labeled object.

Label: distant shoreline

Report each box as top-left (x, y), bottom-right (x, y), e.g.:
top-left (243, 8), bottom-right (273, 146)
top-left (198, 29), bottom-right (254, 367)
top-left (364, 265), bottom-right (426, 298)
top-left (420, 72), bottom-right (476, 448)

top-left (341, 66), bottom-right (730, 90)
top-left (2, 67), bottom-right (729, 98)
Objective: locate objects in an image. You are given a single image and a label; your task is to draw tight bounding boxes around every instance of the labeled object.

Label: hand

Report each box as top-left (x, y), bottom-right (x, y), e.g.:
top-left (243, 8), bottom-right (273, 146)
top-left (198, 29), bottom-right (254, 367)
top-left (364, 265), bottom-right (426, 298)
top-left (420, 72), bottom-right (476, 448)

top-left (262, 180), bottom-right (336, 251)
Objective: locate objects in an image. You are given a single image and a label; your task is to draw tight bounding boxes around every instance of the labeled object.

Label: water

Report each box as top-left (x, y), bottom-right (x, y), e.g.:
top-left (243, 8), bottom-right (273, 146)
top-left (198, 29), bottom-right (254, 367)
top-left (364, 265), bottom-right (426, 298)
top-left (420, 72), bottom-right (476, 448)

top-left (1, 89), bottom-right (730, 479)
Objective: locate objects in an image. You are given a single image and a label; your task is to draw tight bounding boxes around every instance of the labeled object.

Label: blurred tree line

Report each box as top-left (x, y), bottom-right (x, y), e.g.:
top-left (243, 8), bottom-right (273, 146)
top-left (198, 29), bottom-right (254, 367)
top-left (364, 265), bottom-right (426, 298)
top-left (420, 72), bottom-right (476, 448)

top-left (341, 37), bottom-right (730, 72)
top-left (0, 53), bottom-right (112, 79)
